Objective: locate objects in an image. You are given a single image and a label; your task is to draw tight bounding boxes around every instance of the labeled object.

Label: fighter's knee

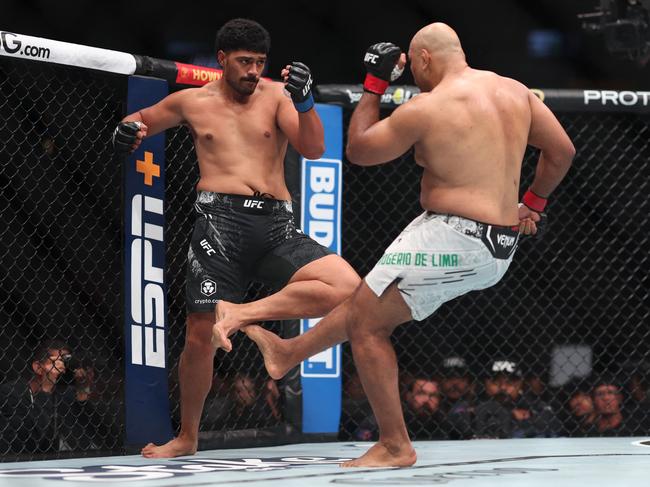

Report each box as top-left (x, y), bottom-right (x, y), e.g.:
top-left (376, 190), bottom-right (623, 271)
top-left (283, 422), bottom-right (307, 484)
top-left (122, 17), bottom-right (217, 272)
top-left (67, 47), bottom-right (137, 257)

top-left (329, 271), bottom-right (362, 306)
top-left (345, 307), bottom-right (375, 341)
top-left (341, 271), bottom-right (362, 295)
top-left (346, 321), bottom-right (377, 346)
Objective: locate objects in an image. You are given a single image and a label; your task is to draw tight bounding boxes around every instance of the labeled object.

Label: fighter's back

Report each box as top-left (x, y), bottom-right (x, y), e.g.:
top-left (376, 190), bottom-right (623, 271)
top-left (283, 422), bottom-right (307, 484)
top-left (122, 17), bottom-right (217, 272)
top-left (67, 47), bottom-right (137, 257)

top-left (414, 69), bottom-right (533, 226)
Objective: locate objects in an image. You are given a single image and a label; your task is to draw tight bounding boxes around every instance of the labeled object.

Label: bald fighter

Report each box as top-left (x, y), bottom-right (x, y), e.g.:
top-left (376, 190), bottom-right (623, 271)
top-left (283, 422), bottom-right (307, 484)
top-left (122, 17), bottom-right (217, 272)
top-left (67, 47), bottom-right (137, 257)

top-left (113, 18), bottom-right (359, 458)
top-left (245, 22), bottom-right (574, 467)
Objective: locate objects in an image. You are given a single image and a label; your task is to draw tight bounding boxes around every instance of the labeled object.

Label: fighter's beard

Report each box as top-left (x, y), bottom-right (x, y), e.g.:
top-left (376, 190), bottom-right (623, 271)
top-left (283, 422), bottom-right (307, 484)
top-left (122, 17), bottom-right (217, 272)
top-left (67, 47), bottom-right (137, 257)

top-left (227, 77), bottom-right (258, 96)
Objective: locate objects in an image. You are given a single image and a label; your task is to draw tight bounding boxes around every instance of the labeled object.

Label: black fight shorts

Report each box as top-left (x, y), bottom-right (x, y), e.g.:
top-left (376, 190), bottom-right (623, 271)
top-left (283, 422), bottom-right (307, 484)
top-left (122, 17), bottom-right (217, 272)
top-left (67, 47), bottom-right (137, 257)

top-left (186, 191), bottom-right (334, 313)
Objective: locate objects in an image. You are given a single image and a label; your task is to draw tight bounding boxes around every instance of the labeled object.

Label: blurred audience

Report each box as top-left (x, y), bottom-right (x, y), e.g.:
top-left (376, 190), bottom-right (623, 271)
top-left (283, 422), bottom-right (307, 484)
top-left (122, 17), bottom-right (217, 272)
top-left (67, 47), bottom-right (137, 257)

top-left (354, 376), bottom-right (449, 441)
top-left (403, 377), bottom-right (449, 440)
top-left (474, 359), bottom-right (561, 439)
top-left (0, 339), bottom-right (111, 453)
top-left (561, 378), bottom-right (597, 436)
top-left (586, 374), bottom-right (649, 436)
top-left (340, 368), bottom-right (373, 440)
top-left (202, 372), bottom-right (282, 430)
top-left (439, 356), bottom-right (474, 439)
top-left (524, 362), bottom-right (553, 404)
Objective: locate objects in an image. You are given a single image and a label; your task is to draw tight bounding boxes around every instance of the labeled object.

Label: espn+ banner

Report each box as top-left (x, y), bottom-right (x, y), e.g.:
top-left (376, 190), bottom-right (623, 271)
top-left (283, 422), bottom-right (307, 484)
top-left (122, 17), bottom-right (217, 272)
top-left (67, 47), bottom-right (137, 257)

top-left (123, 76), bottom-right (173, 445)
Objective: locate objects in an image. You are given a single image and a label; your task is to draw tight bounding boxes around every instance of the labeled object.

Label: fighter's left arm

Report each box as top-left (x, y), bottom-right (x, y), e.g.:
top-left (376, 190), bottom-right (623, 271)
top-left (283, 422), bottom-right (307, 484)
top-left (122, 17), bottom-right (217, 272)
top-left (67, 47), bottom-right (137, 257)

top-left (277, 63), bottom-right (325, 160)
top-left (346, 94), bottom-right (423, 166)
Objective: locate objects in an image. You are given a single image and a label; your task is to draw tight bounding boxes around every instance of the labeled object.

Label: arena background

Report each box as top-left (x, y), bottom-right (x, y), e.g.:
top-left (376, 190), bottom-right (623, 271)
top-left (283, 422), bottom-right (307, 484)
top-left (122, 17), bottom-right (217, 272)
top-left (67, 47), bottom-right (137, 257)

top-left (5, 0), bottom-right (650, 89)
top-left (1, 0), bottom-right (649, 461)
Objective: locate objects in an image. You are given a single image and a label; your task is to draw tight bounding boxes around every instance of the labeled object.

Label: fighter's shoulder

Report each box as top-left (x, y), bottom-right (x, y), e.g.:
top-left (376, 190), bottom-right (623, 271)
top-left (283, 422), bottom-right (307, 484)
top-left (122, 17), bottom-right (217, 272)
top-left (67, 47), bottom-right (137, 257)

top-left (389, 92), bottom-right (432, 128)
top-left (395, 91), bottom-right (432, 112)
top-left (487, 72), bottom-right (531, 96)
top-left (162, 87), bottom-right (203, 107)
top-left (258, 78), bottom-right (287, 98)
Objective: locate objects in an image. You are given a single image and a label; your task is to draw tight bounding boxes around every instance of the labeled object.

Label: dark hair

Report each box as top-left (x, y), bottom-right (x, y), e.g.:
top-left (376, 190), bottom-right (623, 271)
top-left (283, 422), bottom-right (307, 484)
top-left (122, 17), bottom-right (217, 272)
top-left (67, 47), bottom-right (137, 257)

top-left (33, 339), bottom-right (69, 363)
top-left (215, 18), bottom-right (270, 55)
top-left (592, 373), bottom-right (622, 391)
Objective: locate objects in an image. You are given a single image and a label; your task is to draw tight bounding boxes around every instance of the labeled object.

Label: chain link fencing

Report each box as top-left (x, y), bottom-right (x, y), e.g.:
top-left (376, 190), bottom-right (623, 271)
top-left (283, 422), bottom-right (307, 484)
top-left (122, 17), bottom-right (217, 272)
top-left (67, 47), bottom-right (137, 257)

top-left (1, 53), bottom-right (648, 461)
top-left (0, 57), bottom-right (125, 460)
top-left (336, 104), bottom-right (650, 441)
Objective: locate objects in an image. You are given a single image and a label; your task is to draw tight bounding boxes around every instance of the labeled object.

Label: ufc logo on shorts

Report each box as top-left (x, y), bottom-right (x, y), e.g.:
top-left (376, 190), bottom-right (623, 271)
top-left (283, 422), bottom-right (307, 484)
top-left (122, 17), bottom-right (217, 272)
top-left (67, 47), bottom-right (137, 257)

top-left (130, 194), bottom-right (165, 368)
top-left (200, 238), bottom-right (216, 256)
top-left (243, 199), bottom-right (264, 209)
top-left (364, 53), bottom-right (379, 64)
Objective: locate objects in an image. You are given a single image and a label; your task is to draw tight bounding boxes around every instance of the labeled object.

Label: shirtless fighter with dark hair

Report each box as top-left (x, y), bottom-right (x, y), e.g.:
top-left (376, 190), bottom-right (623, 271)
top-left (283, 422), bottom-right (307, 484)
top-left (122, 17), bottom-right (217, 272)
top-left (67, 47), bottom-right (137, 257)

top-left (113, 18), bottom-right (360, 458)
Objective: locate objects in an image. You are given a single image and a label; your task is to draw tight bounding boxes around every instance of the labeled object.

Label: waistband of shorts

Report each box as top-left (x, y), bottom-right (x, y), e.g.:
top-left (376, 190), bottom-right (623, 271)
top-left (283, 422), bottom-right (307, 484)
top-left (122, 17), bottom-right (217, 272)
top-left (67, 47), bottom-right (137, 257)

top-left (196, 191), bottom-right (293, 214)
top-left (425, 211), bottom-right (518, 239)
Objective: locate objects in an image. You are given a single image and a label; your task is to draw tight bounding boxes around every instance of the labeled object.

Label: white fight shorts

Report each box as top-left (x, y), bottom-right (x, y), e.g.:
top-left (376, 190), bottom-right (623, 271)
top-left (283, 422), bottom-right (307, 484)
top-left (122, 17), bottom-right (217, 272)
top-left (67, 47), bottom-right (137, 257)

top-left (365, 211), bottom-right (519, 321)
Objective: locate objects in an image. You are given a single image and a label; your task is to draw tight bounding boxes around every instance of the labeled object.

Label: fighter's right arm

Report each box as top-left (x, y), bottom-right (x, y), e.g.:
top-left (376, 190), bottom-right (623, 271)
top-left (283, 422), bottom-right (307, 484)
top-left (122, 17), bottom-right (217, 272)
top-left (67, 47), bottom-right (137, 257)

top-left (524, 91), bottom-right (576, 207)
top-left (114, 90), bottom-right (188, 153)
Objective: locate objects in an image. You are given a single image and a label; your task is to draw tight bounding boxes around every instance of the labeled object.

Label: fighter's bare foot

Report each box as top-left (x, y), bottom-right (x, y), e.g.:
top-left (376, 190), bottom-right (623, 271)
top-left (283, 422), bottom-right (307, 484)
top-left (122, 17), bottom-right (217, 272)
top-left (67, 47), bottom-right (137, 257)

top-left (340, 441), bottom-right (416, 467)
top-left (243, 324), bottom-right (292, 380)
top-left (141, 436), bottom-right (197, 458)
top-left (211, 300), bottom-right (245, 353)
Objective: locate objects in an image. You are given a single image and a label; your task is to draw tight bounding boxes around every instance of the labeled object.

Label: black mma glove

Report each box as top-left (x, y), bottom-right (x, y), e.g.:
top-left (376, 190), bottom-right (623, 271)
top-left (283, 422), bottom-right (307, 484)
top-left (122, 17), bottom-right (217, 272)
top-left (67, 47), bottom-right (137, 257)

top-left (285, 62), bottom-right (314, 112)
top-left (112, 121), bottom-right (142, 154)
top-left (363, 42), bottom-right (404, 95)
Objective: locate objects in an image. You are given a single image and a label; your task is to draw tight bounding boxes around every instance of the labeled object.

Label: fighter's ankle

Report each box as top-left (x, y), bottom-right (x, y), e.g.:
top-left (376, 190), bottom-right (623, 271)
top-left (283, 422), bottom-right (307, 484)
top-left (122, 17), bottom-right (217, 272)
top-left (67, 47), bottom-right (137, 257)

top-left (176, 431), bottom-right (198, 443)
top-left (378, 438), bottom-right (413, 455)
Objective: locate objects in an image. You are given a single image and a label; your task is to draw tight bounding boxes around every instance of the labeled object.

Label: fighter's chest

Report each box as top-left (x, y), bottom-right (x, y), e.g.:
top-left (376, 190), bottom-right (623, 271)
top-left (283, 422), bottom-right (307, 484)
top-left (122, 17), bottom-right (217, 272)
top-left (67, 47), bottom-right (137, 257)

top-left (184, 101), bottom-right (278, 143)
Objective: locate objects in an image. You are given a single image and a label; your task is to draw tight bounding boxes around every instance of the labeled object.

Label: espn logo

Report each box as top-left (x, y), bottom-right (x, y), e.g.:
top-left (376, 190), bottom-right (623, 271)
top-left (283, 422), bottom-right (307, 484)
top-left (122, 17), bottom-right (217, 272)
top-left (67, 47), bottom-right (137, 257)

top-left (130, 194), bottom-right (165, 368)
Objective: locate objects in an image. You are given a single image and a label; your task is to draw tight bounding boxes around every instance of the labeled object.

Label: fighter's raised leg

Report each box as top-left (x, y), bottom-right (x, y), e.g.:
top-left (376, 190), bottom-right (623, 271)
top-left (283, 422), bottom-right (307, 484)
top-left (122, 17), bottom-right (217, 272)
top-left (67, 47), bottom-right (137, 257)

top-left (212, 254), bottom-right (360, 352)
top-left (244, 288), bottom-right (353, 380)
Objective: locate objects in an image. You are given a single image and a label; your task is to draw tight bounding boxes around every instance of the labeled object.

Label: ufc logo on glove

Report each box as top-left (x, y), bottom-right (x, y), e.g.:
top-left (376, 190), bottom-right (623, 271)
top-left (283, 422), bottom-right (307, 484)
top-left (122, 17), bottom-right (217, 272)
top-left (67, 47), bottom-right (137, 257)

top-left (364, 53), bottom-right (379, 64)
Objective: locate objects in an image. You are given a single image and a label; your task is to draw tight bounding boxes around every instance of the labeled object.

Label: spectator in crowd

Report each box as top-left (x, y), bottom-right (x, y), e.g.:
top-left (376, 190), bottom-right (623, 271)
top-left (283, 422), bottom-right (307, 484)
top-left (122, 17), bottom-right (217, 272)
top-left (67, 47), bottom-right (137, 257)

top-left (355, 376), bottom-right (449, 441)
top-left (524, 362), bottom-right (553, 404)
top-left (58, 354), bottom-right (120, 451)
top-left (201, 374), bottom-right (228, 429)
top-left (474, 359), bottom-right (561, 439)
top-left (587, 373), bottom-right (649, 436)
top-left (264, 379), bottom-right (282, 421)
top-left (199, 373), bottom-right (283, 433)
top-left (403, 377), bottom-right (449, 440)
top-left (0, 340), bottom-right (105, 453)
top-left (211, 372), bottom-right (281, 431)
top-left (626, 359), bottom-right (650, 432)
top-left (561, 379), bottom-right (597, 437)
top-left (624, 358), bottom-right (650, 411)
top-left (340, 368), bottom-right (373, 440)
top-left (439, 356), bottom-right (474, 439)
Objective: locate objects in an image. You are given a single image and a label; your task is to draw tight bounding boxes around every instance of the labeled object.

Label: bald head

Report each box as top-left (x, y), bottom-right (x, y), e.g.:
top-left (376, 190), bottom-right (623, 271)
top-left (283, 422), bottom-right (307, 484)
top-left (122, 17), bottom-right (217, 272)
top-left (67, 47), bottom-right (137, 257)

top-left (411, 23), bottom-right (465, 60)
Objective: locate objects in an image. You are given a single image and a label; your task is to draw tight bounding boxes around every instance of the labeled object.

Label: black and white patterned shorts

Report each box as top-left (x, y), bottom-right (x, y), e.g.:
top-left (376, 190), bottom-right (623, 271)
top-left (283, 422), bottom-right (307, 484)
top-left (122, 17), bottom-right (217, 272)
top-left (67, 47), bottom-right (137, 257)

top-left (186, 191), bottom-right (333, 313)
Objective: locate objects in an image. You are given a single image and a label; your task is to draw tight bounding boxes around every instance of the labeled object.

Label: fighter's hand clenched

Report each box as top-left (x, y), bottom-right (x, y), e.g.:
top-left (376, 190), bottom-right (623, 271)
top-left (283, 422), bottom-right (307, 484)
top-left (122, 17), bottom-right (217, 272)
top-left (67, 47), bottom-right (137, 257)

top-left (517, 203), bottom-right (546, 237)
top-left (518, 189), bottom-right (548, 237)
top-left (363, 42), bottom-right (405, 95)
top-left (283, 61), bottom-right (315, 113)
top-left (112, 121), bottom-right (147, 154)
